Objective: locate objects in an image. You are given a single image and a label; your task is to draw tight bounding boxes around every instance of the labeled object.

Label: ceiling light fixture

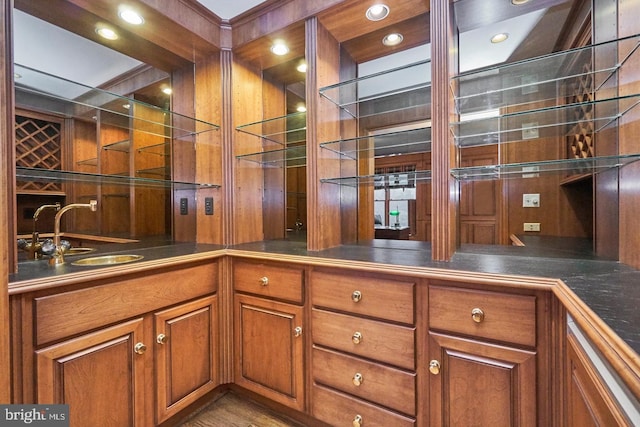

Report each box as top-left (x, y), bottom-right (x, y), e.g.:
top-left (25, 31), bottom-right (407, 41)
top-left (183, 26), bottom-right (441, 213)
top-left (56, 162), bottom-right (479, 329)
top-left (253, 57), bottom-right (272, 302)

top-left (119, 8), bottom-right (144, 25)
top-left (366, 4), bottom-right (390, 21)
top-left (490, 33), bottom-right (509, 43)
top-left (270, 40), bottom-right (289, 56)
top-left (511, 0), bottom-right (530, 4)
top-left (296, 104), bottom-right (307, 113)
top-left (382, 33), bottom-right (404, 46)
top-left (162, 87), bottom-right (172, 95)
top-left (296, 62), bottom-right (307, 73)
top-left (96, 25), bottom-right (118, 40)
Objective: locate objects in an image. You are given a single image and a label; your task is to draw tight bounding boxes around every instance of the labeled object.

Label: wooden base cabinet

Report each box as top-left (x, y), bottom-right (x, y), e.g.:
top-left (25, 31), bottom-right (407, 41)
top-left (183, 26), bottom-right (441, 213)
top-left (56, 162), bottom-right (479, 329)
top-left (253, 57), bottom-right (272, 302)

top-left (233, 261), bottom-right (306, 412)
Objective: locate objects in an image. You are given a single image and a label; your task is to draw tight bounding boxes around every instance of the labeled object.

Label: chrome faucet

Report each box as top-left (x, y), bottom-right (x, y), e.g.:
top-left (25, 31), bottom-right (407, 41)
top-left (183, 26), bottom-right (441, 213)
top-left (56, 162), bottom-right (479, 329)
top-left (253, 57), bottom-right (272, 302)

top-left (49, 200), bottom-right (98, 266)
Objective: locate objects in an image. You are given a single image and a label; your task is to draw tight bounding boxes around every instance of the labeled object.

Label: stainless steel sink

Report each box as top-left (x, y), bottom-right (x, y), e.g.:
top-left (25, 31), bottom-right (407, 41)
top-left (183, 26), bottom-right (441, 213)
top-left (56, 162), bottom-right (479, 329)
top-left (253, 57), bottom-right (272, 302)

top-left (71, 254), bottom-right (144, 266)
top-left (64, 247), bottom-right (96, 256)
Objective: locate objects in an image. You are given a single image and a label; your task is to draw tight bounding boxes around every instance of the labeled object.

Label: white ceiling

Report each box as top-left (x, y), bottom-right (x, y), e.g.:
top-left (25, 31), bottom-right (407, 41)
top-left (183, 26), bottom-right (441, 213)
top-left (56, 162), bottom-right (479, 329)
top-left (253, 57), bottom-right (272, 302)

top-left (196, 0), bottom-right (268, 20)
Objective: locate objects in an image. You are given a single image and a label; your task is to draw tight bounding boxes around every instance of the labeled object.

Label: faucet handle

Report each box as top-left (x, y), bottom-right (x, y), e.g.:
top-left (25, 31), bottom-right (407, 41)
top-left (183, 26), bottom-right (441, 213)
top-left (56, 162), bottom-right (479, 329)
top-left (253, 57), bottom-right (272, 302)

top-left (89, 200), bottom-right (98, 211)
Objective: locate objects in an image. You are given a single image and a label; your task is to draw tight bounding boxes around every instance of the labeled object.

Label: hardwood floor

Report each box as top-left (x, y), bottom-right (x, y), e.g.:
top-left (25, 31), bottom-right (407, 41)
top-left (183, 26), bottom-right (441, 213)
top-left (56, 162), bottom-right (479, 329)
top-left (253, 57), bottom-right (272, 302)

top-left (177, 393), bottom-right (305, 427)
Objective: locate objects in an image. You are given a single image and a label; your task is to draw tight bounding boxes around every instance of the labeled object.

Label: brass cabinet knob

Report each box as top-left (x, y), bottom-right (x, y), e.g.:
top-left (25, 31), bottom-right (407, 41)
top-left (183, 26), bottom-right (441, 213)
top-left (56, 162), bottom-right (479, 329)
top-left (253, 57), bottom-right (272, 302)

top-left (134, 342), bottom-right (147, 355)
top-left (156, 334), bottom-right (167, 345)
top-left (294, 326), bottom-right (303, 337)
top-left (471, 307), bottom-right (485, 323)
top-left (260, 276), bottom-right (269, 286)
top-left (429, 360), bottom-right (441, 375)
top-left (353, 414), bottom-right (363, 427)
top-left (351, 290), bottom-right (362, 302)
top-left (352, 331), bottom-right (363, 344)
top-left (352, 372), bottom-right (364, 386)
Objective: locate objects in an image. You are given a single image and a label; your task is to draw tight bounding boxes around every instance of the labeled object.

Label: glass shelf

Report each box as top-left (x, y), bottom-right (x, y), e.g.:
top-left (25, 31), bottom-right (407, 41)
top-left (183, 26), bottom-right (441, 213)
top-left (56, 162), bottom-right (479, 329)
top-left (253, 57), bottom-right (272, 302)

top-left (14, 63), bottom-right (219, 139)
top-left (320, 127), bottom-right (431, 159)
top-left (136, 167), bottom-right (170, 177)
top-left (236, 145), bottom-right (306, 168)
top-left (103, 139), bottom-right (131, 152)
top-left (452, 34), bottom-right (640, 114)
top-left (319, 60), bottom-right (431, 119)
top-left (450, 154), bottom-right (640, 181)
top-left (76, 158), bottom-right (97, 166)
top-left (235, 111), bottom-right (306, 145)
top-left (16, 167), bottom-right (219, 190)
top-left (321, 169), bottom-right (431, 186)
top-left (451, 94), bottom-right (640, 147)
top-left (138, 142), bottom-right (170, 156)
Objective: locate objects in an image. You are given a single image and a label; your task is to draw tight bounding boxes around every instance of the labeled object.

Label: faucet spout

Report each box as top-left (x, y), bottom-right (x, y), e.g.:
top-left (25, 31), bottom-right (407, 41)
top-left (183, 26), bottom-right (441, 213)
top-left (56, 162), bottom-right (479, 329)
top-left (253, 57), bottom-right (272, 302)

top-left (49, 200), bottom-right (98, 266)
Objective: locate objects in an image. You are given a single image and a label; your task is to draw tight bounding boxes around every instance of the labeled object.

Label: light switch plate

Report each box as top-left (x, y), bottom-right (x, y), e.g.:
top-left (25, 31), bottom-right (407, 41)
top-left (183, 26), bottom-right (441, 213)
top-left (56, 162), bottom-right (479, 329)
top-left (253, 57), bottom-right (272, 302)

top-left (523, 193), bottom-right (540, 207)
top-left (524, 222), bottom-right (541, 232)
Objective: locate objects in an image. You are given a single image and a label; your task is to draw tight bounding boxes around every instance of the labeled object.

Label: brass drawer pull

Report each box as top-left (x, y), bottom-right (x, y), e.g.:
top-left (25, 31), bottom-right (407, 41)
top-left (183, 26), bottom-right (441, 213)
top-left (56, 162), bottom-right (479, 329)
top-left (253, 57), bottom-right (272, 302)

top-left (156, 333), bottom-right (167, 345)
top-left (260, 276), bottom-right (269, 286)
top-left (351, 290), bottom-right (362, 302)
top-left (352, 372), bottom-right (364, 386)
top-left (353, 414), bottom-right (363, 427)
top-left (134, 342), bottom-right (147, 355)
top-left (352, 331), bottom-right (363, 344)
top-left (471, 307), bottom-right (485, 323)
top-left (429, 359), bottom-right (441, 375)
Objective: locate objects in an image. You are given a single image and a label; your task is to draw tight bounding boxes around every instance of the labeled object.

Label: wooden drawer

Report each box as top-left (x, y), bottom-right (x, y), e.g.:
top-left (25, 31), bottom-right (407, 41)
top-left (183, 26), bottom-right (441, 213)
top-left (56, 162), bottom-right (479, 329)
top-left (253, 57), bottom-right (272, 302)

top-left (312, 309), bottom-right (415, 370)
top-left (429, 285), bottom-right (536, 347)
top-left (312, 384), bottom-right (415, 427)
top-left (311, 270), bottom-right (414, 324)
top-left (313, 347), bottom-right (416, 416)
top-left (35, 262), bottom-right (218, 346)
top-left (233, 261), bottom-right (304, 304)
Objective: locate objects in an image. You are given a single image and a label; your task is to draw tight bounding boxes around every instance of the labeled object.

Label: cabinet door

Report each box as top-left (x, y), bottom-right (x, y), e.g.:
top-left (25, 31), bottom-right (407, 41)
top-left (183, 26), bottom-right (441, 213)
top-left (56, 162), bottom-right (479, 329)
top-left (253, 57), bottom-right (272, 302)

top-left (566, 333), bottom-right (630, 427)
top-left (154, 295), bottom-right (219, 424)
top-left (234, 293), bottom-right (305, 411)
top-left (36, 318), bottom-right (149, 427)
top-left (428, 332), bottom-right (536, 427)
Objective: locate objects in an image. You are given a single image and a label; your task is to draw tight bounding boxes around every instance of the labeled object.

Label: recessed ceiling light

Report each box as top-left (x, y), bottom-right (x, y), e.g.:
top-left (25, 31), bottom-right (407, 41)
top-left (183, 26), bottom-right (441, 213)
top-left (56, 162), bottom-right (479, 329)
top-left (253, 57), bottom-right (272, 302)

top-left (162, 87), bottom-right (172, 95)
top-left (511, 0), bottom-right (530, 4)
top-left (296, 62), bottom-right (307, 73)
top-left (96, 26), bottom-right (118, 40)
top-left (123, 103), bottom-right (131, 110)
top-left (490, 33), bottom-right (509, 43)
top-left (270, 40), bottom-right (289, 56)
top-left (382, 33), bottom-right (404, 46)
top-left (366, 4), bottom-right (390, 21)
top-left (14, 72), bottom-right (21, 79)
top-left (119, 8), bottom-right (144, 25)
top-left (296, 104), bottom-right (307, 113)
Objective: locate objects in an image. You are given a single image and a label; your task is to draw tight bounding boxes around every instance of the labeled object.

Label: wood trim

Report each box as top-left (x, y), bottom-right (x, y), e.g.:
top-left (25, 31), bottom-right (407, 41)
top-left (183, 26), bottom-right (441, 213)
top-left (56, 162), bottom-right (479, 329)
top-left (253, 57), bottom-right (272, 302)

top-left (220, 49), bottom-right (234, 247)
top-left (430, 0), bottom-right (457, 261)
top-left (0, 0), bottom-right (14, 401)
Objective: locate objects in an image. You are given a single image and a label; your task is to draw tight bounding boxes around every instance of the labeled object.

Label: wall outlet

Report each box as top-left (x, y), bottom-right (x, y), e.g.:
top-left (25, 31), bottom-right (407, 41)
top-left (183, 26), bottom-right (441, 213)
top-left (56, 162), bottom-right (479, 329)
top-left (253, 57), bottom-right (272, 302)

top-left (204, 197), bottom-right (214, 215)
top-left (523, 193), bottom-right (540, 207)
top-left (523, 222), bottom-right (541, 232)
top-left (179, 198), bottom-right (188, 215)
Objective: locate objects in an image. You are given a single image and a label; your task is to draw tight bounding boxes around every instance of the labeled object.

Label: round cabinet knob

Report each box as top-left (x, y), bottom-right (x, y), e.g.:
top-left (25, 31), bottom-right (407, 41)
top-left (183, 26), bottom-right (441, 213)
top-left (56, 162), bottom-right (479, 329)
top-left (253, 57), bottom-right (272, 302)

top-left (260, 276), bottom-right (269, 286)
top-left (353, 414), bottom-right (363, 427)
top-left (471, 307), bottom-right (485, 323)
top-left (429, 360), bottom-right (441, 375)
top-left (156, 334), bottom-right (167, 345)
top-left (352, 372), bottom-right (364, 386)
top-left (352, 331), bottom-right (363, 344)
top-left (351, 290), bottom-right (362, 303)
top-left (294, 326), bottom-right (303, 337)
top-left (134, 342), bottom-right (147, 355)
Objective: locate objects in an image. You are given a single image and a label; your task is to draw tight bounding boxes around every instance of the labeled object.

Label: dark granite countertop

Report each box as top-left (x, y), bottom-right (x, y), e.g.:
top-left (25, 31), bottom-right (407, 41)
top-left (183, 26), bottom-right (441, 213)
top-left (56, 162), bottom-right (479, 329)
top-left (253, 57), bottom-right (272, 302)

top-left (230, 239), bottom-right (640, 356)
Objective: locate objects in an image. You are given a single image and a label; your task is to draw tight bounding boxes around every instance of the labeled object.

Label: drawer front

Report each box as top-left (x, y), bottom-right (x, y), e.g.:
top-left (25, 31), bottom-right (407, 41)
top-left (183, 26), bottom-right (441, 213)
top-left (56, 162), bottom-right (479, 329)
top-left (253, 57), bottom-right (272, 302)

top-left (233, 261), bottom-right (304, 303)
top-left (311, 270), bottom-right (414, 324)
top-left (312, 384), bottom-right (415, 427)
top-left (429, 285), bottom-right (536, 347)
top-left (312, 309), bottom-right (415, 370)
top-left (313, 347), bottom-right (416, 416)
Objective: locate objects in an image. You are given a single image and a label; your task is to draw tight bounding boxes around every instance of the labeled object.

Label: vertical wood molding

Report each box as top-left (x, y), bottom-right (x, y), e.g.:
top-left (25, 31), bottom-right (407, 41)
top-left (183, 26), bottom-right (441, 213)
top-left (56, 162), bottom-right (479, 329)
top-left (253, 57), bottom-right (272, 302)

top-left (1, 0), bottom-right (14, 401)
top-left (305, 17), bottom-right (320, 251)
top-left (430, 0), bottom-right (457, 261)
top-left (220, 49), bottom-right (234, 246)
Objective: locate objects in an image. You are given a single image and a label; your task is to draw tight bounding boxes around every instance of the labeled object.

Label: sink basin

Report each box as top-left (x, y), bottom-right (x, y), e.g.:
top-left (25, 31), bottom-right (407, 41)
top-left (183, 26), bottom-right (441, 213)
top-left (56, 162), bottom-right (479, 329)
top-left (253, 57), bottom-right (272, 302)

top-left (71, 254), bottom-right (144, 266)
top-left (64, 247), bottom-right (96, 256)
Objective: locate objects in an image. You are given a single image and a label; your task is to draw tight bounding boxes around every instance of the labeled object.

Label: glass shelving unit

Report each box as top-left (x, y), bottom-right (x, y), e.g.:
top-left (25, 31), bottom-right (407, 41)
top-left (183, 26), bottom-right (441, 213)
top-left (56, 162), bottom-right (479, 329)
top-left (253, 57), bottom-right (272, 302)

top-left (450, 35), bottom-right (640, 181)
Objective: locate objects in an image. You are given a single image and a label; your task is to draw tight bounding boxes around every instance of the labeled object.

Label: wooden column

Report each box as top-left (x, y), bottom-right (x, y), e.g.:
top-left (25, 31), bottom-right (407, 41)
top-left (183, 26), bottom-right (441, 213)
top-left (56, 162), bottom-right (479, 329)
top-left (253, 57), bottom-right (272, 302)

top-left (430, 0), bottom-right (457, 261)
top-left (1, 0), bottom-right (14, 401)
